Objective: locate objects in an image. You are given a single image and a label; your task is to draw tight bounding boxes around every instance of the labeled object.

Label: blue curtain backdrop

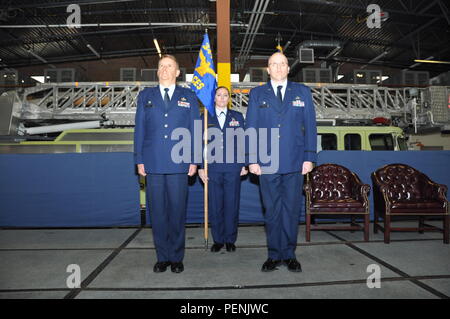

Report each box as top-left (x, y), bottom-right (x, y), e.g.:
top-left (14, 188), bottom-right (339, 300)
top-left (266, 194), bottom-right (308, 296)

top-left (0, 151), bottom-right (449, 227)
top-left (0, 153), bottom-right (140, 227)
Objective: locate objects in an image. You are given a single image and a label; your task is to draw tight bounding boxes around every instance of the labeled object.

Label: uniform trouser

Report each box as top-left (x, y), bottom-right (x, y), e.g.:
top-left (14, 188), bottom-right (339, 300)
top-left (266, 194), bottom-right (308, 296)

top-left (259, 172), bottom-right (303, 260)
top-left (146, 173), bottom-right (188, 263)
top-left (208, 171), bottom-right (242, 244)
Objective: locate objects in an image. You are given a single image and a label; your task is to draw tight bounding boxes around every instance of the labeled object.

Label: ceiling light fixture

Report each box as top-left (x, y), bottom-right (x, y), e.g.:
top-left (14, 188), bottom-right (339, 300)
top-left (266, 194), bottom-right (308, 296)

top-left (26, 50), bottom-right (56, 68)
top-left (27, 50), bottom-right (48, 63)
top-left (413, 59), bottom-right (450, 64)
top-left (87, 44), bottom-right (107, 64)
top-left (86, 44), bottom-right (101, 58)
top-left (153, 38), bottom-right (162, 58)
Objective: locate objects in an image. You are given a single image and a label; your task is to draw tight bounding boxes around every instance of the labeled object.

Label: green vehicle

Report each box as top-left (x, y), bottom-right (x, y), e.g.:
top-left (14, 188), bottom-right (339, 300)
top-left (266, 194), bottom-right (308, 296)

top-left (0, 125), bottom-right (408, 153)
top-left (317, 125), bottom-right (408, 151)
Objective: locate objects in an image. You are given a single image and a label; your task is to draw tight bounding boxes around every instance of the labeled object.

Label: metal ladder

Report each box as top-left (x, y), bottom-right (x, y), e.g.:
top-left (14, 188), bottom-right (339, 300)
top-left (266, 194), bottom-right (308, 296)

top-left (13, 81), bottom-right (450, 129)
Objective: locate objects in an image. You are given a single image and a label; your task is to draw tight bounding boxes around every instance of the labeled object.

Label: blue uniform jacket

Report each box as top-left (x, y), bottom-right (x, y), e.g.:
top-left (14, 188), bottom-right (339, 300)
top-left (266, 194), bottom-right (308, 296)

top-left (202, 109), bottom-right (246, 172)
top-left (133, 85), bottom-right (201, 174)
top-left (245, 81), bottom-right (317, 174)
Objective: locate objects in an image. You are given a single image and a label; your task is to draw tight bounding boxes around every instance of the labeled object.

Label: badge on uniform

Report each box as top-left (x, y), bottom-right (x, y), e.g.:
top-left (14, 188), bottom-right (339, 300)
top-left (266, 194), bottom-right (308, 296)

top-left (292, 97), bottom-right (305, 107)
top-left (146, 100), bottom-right (153, 107)
top-left (229, 118), bottom-right (240, 127)
top-left (178, 97), bottom-right (191, 108)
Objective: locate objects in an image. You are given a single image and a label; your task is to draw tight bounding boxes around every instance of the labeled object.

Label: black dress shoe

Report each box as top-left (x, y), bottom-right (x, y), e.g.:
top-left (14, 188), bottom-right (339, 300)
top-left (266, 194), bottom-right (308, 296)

top-left (210, 243), bottom-right (224, 252)
top-left (171, 262), bottom-right (184, 273)
top-left (153, 261), bottom-right (171, 273)
top-left (284, 259), bottom-right (302, 272)
top-left (261, 259), bottom-right (281, 272)
top-left (225, 243), bottom-right (236, 252)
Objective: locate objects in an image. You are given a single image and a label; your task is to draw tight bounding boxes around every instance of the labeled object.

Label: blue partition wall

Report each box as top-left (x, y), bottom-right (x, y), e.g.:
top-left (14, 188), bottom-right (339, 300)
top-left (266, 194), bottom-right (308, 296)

top-left (1, 151), bottom-right (449, 227)
top-left (0, 153), bottom-right (141, 227)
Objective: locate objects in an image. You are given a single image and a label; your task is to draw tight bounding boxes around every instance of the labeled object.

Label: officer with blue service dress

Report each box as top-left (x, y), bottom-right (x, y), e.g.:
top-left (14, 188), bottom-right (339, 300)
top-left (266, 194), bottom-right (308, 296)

top-left (198, 86), bottom-right (248, 253)
top-left (134, 54), bottom-right (200, 274)
top-left (245, 52), bottom-right (317, 272)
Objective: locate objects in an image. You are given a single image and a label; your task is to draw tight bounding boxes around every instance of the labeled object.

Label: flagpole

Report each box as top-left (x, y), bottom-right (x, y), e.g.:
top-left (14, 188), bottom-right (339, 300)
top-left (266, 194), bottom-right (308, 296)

top-left (204, 27), bottom-right (209, 250)
top-left (204, 107), bottom-right (209, 250)
top-left (191, 28), bottom-right (215, 251)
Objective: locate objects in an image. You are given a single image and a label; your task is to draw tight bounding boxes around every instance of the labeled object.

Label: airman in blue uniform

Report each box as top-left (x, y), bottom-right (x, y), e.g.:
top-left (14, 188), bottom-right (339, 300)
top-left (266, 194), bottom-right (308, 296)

top-left (246, 52), bottom-right (317, 272)
top-left (198, 86), bottom-right (247, 253)
top-left (134, 55), bottom-right (200, 274)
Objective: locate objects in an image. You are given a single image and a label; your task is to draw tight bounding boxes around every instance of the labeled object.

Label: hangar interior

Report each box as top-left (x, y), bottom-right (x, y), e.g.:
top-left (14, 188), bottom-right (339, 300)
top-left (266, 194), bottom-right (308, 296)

top-left (1, 0), bottom-right (450, 148)
top-left (0, 0), bottom-right (449, 300)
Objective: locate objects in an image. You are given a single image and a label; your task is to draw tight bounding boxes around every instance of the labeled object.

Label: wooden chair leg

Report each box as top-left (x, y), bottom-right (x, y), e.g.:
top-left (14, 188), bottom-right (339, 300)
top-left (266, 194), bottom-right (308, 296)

top-left (374, 209), bottom-right (379, 234)
top-left (350, 215), bottom-right (356, 233)
top-left (419, 216), bottom-right (425, 234)
top-left (444, 215), bottom-right (449, 244)
top-left (384, 215), bottom-right (391, 244)
top-left (364, 214), bottom-right (370, 242)
top-left (306, 213), bottom-right (311, 242)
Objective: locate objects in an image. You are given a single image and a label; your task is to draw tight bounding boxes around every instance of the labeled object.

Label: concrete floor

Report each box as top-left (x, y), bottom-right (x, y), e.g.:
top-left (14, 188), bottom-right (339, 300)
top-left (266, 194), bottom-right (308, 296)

top-left (0, 220), bottom-right (449, 299)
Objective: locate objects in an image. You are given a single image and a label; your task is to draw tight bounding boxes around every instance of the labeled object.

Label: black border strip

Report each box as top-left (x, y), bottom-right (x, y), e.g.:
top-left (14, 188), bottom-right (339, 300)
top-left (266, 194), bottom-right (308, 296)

top-left (325, 231), bottom-right (450, 299)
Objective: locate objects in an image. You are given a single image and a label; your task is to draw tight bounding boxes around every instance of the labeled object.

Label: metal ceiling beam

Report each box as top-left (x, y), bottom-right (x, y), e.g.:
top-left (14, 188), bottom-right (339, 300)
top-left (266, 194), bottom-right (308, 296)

top-left (0, 27), bottom-right (174, 47)
top-left (259, 26), bottom-right (427, 51)
top-left (296, 0), bottom-right (443, 18)
top-left (0, 22), bottom-right (247, 28)
top-left (384, 16), bottom-right (443, 63)
top-left (356, 15), bottom-right (442, 69)
top-left (2, 24), bottom-right (445, 68)
top-left (12, 6), bottom-right (440, 28)
top-left (27, 7), bottom-right (217, 17)
top-left (3, 44), bottom-right (449, 76)
top-left (414, 0), bottom-right (439, 15)
top-left (235, 0), bottom-right (271, 71)
top-left (3, 45), bottom-right (201, 68)
top-left (356, 0), bottom-right (446, 67)
top-left (437, 0), bottom-right (450, 25)
top-left (0, 0), bottom-right (137, 9)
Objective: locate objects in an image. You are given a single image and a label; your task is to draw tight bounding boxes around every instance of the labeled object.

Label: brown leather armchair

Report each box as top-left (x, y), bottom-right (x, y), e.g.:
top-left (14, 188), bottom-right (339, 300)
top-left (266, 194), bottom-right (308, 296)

top-left (372, 163), bottom-right (449, 244)
top-left (304, 164), bottom-right (370, 241)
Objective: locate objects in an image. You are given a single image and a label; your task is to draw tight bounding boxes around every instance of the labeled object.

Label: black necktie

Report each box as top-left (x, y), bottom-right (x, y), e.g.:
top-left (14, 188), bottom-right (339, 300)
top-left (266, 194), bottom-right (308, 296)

top-left (277, 85), bottom-right (283, 103)
top-left (219, 112), bottom-right (225, 129)
top-left (163, 88), bottom-right (170, 109)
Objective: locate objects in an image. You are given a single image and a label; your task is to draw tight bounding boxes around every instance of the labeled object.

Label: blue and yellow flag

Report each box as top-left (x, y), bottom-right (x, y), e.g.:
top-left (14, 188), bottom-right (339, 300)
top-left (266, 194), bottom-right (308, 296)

top-left (191, 33), bottom-right (217, 115)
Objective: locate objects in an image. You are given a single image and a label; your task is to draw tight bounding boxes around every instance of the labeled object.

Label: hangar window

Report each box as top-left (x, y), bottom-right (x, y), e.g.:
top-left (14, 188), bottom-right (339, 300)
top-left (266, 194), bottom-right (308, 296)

top-left (344, 134), bottom-right (361, 150)
top-left (369, 134), bottom-right (394, 150)
top-left (397, 137), bottom-right (408, 150)
top-left (318, 133), bottom-right (337, 151)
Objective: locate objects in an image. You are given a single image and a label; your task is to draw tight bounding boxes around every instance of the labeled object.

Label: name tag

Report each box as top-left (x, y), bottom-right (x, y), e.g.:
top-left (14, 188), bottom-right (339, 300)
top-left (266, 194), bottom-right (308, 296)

top-left (229, 118), bottom-right (240, 127)
top-left (292, 99), bottom-right (305, 107)
top-left (178, 100), bottom-right (191, 108)
top-left (145, 100), bottom-right (153, 107)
